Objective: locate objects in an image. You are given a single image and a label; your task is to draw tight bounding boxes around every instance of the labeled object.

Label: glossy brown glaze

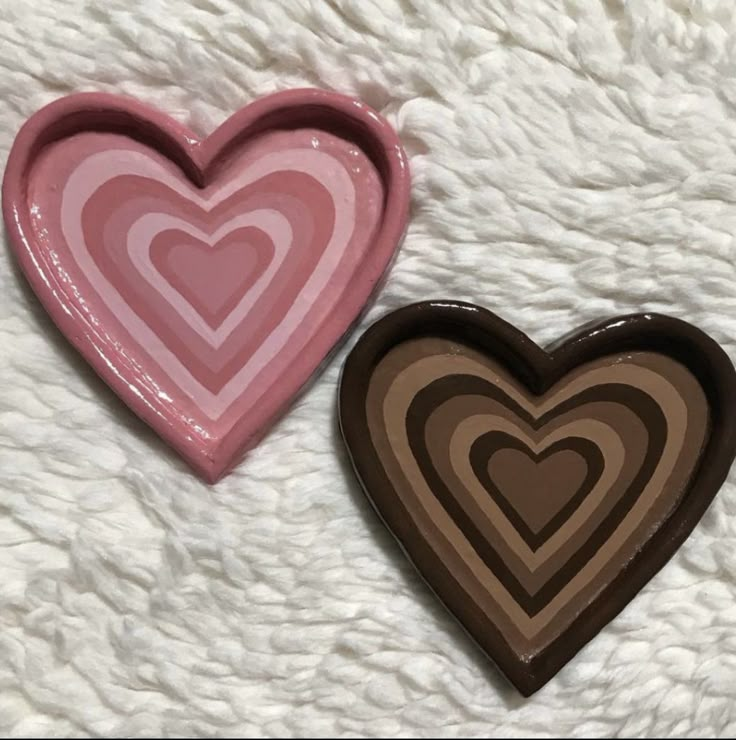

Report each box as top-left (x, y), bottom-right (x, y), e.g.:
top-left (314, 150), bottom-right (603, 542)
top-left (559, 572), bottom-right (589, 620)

top-left (338, 301), bottom-right (736, 696)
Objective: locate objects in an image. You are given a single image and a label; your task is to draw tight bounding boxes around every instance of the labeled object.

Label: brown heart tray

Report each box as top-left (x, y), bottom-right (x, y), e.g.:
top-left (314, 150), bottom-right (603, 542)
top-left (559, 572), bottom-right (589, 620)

top-left (338, 301), bottom-right (736, 695)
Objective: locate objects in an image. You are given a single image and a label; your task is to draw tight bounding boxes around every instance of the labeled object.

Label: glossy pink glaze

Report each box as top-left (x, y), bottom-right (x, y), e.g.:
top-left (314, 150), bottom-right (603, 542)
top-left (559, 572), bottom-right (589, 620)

top-left (3, 90), bottom-right (410, 481)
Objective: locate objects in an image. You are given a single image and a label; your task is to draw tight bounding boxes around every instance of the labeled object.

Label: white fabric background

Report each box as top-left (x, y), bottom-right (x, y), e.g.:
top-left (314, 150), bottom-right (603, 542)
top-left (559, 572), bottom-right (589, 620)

top-left (1, 0), bottom-right (736, 736)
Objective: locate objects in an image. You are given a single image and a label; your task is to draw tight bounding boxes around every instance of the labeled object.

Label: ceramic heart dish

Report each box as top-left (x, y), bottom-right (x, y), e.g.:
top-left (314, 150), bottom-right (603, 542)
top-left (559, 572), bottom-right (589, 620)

top-left (339, 302), bottom-right (736, 695)
top-left (3, 89), bottom-right (410, 481)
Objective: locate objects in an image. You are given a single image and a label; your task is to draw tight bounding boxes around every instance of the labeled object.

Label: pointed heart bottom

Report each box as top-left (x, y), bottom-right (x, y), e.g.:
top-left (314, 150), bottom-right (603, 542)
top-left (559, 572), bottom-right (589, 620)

top-left (339, 303), bottom-right (736, 695)
top-left (4, 91), bottom-right (410, 480)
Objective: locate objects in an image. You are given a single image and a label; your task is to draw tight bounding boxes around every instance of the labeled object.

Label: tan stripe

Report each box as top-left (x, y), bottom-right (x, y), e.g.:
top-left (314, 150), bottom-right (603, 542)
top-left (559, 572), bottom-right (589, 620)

top-left (447, 413), bottom-right (626, 589)
top-left (366, 337), bottom-right (709, 652)
top-left (453, 401), bottom-right (645, 565)
top-left (379, 359), bottom-right (675, 629)
top-left (425, 395), bottom-right (639, 576)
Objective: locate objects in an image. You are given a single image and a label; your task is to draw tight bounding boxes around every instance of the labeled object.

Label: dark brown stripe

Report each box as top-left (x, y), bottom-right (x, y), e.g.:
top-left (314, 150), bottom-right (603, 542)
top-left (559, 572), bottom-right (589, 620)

top-left (405, 374), bottom-right (667, 616)
top-left (422, 394), bottom-right (645, 593)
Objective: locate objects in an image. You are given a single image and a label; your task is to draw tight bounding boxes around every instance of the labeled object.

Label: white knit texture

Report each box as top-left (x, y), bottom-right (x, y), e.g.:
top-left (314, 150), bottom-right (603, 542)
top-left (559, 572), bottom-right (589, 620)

top-left (2, 0), bottom-right (736, 735)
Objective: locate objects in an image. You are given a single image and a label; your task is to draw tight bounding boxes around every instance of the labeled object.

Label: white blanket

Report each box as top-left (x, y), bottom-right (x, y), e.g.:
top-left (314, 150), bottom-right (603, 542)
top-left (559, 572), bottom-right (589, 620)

top-left (1, 0), bottom-right (735, 735)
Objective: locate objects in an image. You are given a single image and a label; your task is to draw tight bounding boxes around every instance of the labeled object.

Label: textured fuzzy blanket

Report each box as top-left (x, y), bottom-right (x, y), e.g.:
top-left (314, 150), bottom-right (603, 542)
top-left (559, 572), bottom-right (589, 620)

top-left (2, 0), bottom-right (736, 736)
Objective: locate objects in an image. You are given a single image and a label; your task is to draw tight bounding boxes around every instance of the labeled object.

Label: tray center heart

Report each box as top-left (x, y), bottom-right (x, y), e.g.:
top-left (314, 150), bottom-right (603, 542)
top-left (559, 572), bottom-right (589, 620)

top-left (483, 437), bottom-right (594, 538)
top-left (149, 226), bottom-right (274, 330)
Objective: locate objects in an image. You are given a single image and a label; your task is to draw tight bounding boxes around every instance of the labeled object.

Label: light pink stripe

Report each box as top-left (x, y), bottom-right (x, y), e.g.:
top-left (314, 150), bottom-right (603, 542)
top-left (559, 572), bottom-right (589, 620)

top-left (61, 148), bottom-right (356, 419)
top-left (127, 210), bottom-right (292, 347)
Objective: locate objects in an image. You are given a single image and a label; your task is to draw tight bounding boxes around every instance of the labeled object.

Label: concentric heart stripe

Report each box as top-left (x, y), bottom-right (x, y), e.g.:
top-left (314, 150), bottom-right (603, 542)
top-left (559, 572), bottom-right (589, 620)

top-left (409, 379), bottom-right (668, 616)
top-left (365, 336), bottom-right (709, 652)
top-left (31, 127), bottom-right (383, 420)
top-left (129, 212), bottom-right (288, 340)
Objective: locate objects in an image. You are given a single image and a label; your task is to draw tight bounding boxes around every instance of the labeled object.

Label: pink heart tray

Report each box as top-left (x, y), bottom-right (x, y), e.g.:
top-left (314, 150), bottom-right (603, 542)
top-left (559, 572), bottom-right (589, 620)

top-left (2, 89), bottom-right (410, 481)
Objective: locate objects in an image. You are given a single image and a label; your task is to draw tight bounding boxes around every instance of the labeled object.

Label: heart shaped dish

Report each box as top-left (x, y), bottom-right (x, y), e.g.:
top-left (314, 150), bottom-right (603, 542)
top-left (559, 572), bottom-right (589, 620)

top-left (339, 301), bottom-right (736, 695)
top-left (3, 89), bottom-right (410, 481)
